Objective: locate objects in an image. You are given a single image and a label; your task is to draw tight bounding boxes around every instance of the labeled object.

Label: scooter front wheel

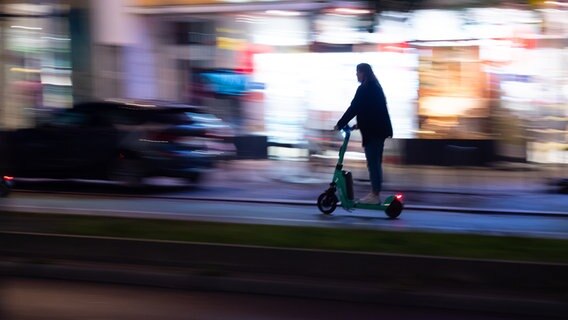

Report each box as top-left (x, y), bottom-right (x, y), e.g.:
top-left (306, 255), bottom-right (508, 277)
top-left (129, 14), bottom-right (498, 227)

top-left (317, 192), bottom-right (338, 215)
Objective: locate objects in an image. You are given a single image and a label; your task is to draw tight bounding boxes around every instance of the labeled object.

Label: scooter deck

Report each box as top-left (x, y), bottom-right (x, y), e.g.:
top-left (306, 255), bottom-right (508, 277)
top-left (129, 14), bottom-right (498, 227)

top-left (353, 202), bottom-right (389, 210)
top-left (342, 195), bottom-right (397, 211)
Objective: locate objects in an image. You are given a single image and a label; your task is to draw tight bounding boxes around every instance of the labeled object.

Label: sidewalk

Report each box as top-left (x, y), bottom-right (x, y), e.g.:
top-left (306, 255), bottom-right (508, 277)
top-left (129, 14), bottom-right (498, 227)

top-left (218, 160), bottom-right (568, 214)
top-left (267, 159), bottom-right (564, 193)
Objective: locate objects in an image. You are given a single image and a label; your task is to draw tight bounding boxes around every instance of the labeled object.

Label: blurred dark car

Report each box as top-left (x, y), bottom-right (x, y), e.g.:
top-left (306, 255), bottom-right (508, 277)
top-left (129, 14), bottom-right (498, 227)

top-left (0, 99), bottom-right (235, 186)
top-left (0, 175), bottom-right (13, 196)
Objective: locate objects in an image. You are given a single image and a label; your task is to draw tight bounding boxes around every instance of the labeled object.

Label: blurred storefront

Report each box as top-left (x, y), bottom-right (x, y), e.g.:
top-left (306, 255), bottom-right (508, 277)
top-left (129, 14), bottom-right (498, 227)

top-left (124, 1), bottom-right (414, 157)
top-left (0, 0), bottom-right (92, 129)
top-left (123, 0), bottom-right (331, 137)
top-left (1, 1), bottom-right (564, 164)
top-left (476, 4), bottom-right (567, 164)
top-left (118, 0), bottom-right (566, 164)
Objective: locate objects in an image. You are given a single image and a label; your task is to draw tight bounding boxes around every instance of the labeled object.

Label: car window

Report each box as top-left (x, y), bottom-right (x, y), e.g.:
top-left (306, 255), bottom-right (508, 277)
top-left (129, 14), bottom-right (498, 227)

top-left (143, 110), bottom-right (194, 125)
top-left (86, 112), bottom-right (113, 128)
top-left (49, 110), bottom-right (88, 128)
top-left (108, 109), bottom-right (144, 126)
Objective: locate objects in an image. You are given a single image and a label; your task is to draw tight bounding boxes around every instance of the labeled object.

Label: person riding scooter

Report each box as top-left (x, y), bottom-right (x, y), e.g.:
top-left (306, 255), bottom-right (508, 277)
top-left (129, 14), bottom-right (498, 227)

top-left (334, 63), bottom-right (393, 204)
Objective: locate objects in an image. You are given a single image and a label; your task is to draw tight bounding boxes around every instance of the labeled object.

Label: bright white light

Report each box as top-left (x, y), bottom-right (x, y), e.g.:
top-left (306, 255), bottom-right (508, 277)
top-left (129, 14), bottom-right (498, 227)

top-left (5, 3), bottom-right (51, 15)
top-left (10, 25), bottom-right (42, 30)
top-left (254, 52), bottom-right (419, 139)
top-left (545, 1), bottom-right (568, 7)
top-left (413, 40), bottom-right (481, 47)
top-left (126, 102), bottom-right (155, 108)
top-left (413, 10), bottom-right (468, 41)
top-left (236, 15), bottom-right (264, 24)
top-left (41, 75), bottom-right (72, 86)
top-left (41, 36), bottom-right (70, 41)
top-left (333, 8), bottom-right (371, 15)
top-left (252, 17), bottom-right (309, 45)
top-left (265, 10), bottom-right (301, 16)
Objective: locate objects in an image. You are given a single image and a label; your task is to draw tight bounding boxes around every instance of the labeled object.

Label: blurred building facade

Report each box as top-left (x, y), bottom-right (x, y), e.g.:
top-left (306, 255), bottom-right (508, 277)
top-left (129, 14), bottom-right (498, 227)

top-left (1, 0), bottom-right (566, 164)
top-left (0, 0), bottom-right (77, 128)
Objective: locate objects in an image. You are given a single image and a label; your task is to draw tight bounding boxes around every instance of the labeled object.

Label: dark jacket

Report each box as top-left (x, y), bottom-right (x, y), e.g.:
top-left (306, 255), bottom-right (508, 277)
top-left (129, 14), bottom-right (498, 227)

top-left (336, 80), bottom-right (393, 146)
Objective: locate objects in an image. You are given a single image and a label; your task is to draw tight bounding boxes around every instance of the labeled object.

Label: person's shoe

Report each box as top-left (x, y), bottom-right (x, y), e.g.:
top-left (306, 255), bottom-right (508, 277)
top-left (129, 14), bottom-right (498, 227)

top-left (358, 192), bottom-right (381, 204)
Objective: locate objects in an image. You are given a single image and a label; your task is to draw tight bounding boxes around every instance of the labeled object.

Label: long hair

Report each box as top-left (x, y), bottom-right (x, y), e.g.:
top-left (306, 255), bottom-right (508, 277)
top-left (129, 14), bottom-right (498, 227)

top-left (357, 63), bottom-right (379, 85)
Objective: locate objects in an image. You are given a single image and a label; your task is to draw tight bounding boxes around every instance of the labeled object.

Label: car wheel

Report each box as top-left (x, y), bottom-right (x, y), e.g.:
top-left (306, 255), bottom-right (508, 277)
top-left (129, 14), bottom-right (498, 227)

top-left (0, 182), bottom-right (10, 197)
top-left (110, 159), bottom-right (145, 188)
top-left (186, 172), bottom-right (203, 184)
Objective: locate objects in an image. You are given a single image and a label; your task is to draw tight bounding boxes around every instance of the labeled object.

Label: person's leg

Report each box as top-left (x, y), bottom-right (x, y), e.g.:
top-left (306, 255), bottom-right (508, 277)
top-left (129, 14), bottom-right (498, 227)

top-left (364, 139), bottom-right (385, 195)
top-left (376, 139), bottom-right (385, 193)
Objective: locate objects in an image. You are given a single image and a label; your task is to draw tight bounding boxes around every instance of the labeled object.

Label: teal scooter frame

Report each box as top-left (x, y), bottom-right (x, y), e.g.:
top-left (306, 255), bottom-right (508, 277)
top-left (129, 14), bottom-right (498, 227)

top-left (317, 126), bottom-right (403, 219)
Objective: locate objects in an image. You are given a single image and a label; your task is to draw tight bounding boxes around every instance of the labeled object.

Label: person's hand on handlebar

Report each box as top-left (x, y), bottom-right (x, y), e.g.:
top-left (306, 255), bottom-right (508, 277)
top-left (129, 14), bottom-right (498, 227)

top-left (333, 124), bottom-right (358, 131)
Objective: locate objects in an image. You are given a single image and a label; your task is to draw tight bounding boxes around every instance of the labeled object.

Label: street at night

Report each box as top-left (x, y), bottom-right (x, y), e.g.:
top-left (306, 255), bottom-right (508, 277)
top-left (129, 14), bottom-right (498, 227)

top-left (1, 0), bottom-right (567, 318)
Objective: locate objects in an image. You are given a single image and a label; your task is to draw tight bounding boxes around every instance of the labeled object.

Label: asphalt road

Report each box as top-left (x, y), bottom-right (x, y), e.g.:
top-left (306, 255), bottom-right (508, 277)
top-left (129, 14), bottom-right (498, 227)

top-left (1, 278), bottom-right (538, 320)
top-left (1, 192), bottom-right (567, 238)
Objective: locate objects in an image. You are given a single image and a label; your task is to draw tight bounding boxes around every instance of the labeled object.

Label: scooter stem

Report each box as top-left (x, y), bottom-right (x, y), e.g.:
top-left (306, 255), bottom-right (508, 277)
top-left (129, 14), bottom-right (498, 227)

top-left (337, 127), bottom-right (351, 166)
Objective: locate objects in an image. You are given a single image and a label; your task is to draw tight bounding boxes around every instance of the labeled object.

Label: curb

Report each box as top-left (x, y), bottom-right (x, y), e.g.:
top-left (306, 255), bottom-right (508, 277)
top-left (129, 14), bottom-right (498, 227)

top-left (168, 197), bottom-right (568, 217)
top-left (2, 231), bottom-right (567, 317)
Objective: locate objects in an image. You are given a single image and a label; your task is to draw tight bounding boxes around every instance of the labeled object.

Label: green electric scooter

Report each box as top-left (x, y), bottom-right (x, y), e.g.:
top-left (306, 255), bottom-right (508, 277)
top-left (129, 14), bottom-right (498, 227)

top-left (316, 126), bottom-right (403, 219)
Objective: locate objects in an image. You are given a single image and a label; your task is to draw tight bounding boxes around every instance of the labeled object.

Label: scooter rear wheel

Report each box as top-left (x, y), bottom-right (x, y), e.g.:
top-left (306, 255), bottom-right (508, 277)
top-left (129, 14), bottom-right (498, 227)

top-left (385, 199), bottom-right (403, 219)
top-left (317, 192), bottom-right (338, 215)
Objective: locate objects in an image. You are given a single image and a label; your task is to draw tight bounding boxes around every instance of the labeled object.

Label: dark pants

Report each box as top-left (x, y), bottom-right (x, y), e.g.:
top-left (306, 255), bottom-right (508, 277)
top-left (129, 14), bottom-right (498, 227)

top-left (364, 139), bottom-right (385, 194)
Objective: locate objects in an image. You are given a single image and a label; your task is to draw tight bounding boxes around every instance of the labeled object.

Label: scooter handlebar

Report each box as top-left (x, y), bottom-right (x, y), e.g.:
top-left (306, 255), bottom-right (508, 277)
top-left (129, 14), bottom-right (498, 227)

top-left (336, 125), bottom-right (358, 132)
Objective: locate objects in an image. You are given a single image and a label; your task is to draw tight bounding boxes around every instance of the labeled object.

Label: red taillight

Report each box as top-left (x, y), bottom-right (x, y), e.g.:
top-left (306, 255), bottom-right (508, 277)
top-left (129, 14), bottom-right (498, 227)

top-left (395, 194), bottom-right (403, 201)
top-left (3, 176), bottom-right (14, 181)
